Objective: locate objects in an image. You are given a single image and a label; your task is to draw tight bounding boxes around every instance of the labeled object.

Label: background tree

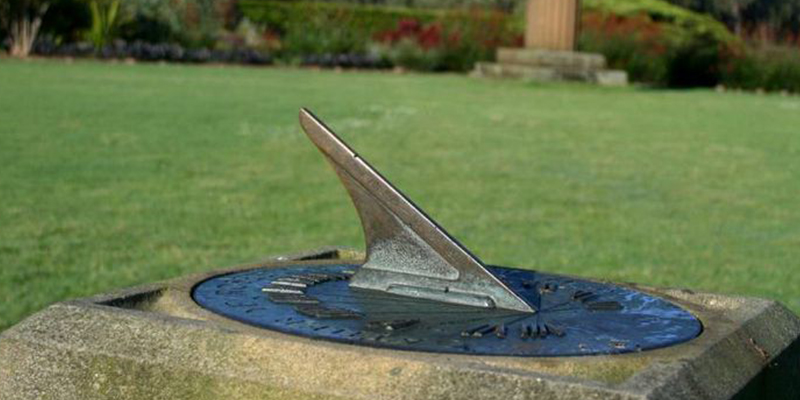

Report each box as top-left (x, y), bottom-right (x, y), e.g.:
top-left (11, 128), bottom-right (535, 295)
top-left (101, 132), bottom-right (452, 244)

top-left (667, 0), bottom-right (800, 38)
top-left (1, 0), bottom-right (51, 57)
top-left (720, 0), bottom-right (757, 35)
top-left (742, 0), bottom-right (800, 40)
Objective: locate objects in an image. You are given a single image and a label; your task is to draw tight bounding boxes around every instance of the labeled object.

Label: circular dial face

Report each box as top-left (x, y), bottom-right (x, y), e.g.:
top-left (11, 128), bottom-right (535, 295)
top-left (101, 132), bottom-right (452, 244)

top-left (193, 265), bottom-right (702, 357)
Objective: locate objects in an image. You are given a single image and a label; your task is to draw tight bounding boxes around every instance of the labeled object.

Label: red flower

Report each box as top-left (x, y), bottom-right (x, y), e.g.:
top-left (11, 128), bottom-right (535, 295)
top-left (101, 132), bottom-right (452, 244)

top-left (397, 19), bottom-right (421, 36)
top-left (418, 23), bottom-right (442, 49)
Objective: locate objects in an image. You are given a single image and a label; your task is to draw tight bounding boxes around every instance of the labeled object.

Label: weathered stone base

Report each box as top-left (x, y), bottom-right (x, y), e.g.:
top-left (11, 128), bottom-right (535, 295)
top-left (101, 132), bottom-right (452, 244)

top-left (473, 48), bottom-right (628, 86)
top-left (1, 248), bottom-right (798, 400)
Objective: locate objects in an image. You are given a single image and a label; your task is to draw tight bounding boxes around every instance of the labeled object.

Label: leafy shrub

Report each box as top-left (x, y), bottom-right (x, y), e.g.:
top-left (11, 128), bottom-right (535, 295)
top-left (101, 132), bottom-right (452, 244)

top-left (370, 13), bottom-right (517, 71)
top-left (722, 45), bottom-right (800, 93)
top-left (117, 13), bottom-right (174, 44)
top-left (279, 0), bottom-right (520, 11)
top-left (117, 0), bottom-right (236, 48)
top-left (239, 0), bottom-right (440, 55)
top-left (239, 1), bottom-right (442, 36)
top-left (40, 0), bottom-right (91, 43)
top-left (666, 32), bottom-right (727, 87)
top-left (222, 18), bottom-right (270, 51)
top-left (583, 0), bottom-right (737, 45)
top-left (579, 13), bottom-right (670, 83)
top-left (764, 60), bottom-right (800, 93)
top-left (374, 20), bottom-right (445, 70)
top-left (117, 0), bottom-right (179, 44)
top-left (178, 0), bottom-right (236, 47)
top-left (579, 0), bottom-right (741, 86)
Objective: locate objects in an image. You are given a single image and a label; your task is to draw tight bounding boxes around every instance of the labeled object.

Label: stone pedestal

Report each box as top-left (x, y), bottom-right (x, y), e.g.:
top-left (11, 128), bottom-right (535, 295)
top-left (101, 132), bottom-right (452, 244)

top-left (472, 49), bottom-right (628, 86)
top-left (1, 248), bottom-right (799, 399)
top-left (474, 0), bottom-right (627, 85)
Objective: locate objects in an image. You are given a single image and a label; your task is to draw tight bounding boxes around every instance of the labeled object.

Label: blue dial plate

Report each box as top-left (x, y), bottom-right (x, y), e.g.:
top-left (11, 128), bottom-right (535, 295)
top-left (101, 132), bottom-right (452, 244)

top-left (193, 264), bottom-right (702, 357)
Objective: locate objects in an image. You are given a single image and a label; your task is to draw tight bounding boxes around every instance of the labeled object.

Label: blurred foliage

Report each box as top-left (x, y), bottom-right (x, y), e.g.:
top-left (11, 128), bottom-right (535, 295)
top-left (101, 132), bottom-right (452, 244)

top-left (239, 0), bottom-right (441, 54)
top-left (579, 13), bottom-right (671, 83)
top-left (372, 16), bottom-right (518, 71)
top-left (86, 0), bottom-right (120, 48)
top-left (116, 0), bottom-right (182, 44)
top-left (38, 0), bottom-right (91, 43)
top-left (5, 0), bottom-right (800, 91)
top-left (579, 0), bottom-right (742, 86)
top-left (583, 0), bottom-right (738, 44)
top-left (666, 32), bottom-right (728, 87)
top-left (245, 0), bottom-right (521, 12)
top-left (579, 0), bottom-right (799, 92)
top-left (1, 0), bottom-right (53, 56)
top-left (239, 0), bottom-right (518, 62)
top-left (0, 0), bottom-right (236, 48)
top-left (667, 0), bottom-right (800, 40)
top-left (722, 44), bottom-right (800, 92)
top-left (116, 0), bottom-right (237, 47)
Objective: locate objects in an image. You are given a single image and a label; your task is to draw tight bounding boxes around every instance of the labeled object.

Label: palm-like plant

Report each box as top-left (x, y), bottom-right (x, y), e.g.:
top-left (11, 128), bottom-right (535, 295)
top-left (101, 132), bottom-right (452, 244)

top-left (86, 0), bottom-right (120, 49)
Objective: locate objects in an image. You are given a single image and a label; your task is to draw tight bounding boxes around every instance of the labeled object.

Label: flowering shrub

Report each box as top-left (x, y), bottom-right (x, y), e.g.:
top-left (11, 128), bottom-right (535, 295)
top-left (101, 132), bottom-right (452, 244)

top-left (579, 12), bottom-right (670, 83)
top-left (579, 4), bottom-right (744, 87)
top-left (372, 12), bottom-right (518, 72)
top-left (582, 0), bottom-right (736, 45)
top-left (580, 5), bottom-right (800, 92)
top-left (375, 19), bottom-right (448, 50)
top-left (578, 0), bottom-right (747, 86)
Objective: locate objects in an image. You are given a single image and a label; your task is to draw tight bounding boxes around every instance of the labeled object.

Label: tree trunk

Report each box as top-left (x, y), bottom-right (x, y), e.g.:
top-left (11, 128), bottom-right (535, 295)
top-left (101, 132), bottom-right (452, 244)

top-left (731, 1), bottom-right (742, 37)
top-left (8, 3), bottom-right (49, 58)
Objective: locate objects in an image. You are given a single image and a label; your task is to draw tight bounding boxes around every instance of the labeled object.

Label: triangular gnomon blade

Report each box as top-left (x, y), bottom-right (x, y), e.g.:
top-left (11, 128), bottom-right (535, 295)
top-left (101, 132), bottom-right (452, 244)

top-left (299, 109), bottom-right (534, 313)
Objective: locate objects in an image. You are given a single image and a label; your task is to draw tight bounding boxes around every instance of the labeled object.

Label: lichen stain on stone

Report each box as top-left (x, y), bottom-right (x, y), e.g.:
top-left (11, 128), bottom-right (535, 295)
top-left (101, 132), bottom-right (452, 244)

top-left (77, 353), bottom-right (349, 400)
top-left (479, 357), bottom-right (651, 385)
top-left (220, 334), bottom-right (431, 399)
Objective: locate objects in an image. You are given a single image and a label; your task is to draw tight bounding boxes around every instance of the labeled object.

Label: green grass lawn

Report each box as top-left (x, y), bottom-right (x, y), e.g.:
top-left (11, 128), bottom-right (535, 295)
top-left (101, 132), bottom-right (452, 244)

top-left (1, 58), bottom-right (799, 331)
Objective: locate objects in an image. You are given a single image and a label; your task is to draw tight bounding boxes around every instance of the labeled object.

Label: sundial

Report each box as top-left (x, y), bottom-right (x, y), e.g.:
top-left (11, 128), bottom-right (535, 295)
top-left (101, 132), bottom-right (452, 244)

top-left (192, 109), bottom-right (702, 357)
top-left (1, 109), bottom-right (798, 400)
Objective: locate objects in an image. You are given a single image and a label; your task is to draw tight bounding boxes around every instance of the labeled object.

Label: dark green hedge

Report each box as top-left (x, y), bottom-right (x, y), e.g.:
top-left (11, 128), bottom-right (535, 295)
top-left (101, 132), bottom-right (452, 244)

top-left (722, 45), bottom-right (800, 93)
top-left (239, 1), bottom-right (446, 34)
